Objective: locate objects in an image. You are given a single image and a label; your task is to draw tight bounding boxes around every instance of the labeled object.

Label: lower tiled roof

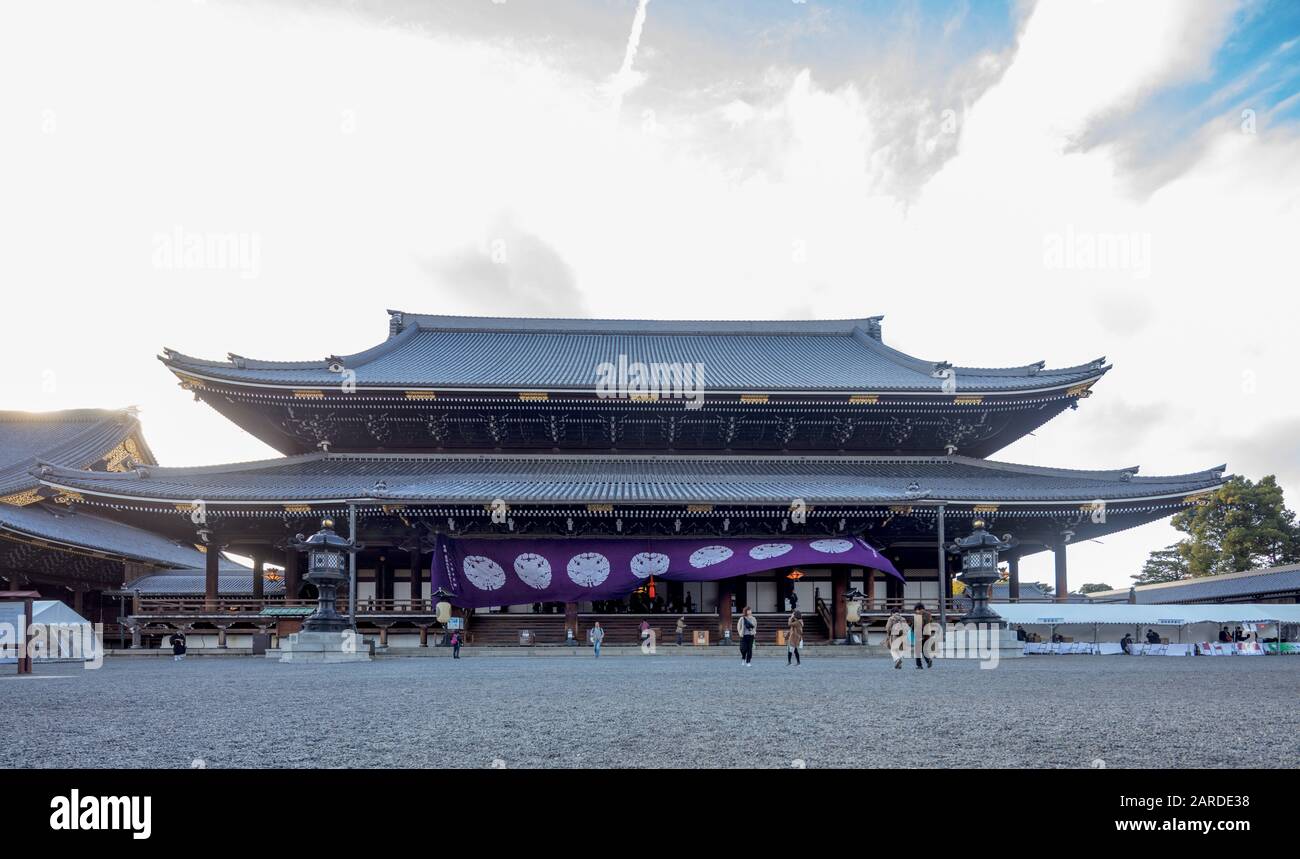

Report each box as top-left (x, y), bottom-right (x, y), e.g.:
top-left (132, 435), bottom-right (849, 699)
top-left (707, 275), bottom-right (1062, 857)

top-left (118, 573), bottom-right (285, 596)
top-left (32, 452), bottom-right (1225, 507)
top-left (1089, 565), bottom-right (1300, 604)
top-left (0, 502), bottom-right (246, 570)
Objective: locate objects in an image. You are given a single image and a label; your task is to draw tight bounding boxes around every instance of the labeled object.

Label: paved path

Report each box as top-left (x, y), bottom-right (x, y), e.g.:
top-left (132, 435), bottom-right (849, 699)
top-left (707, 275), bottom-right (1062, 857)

top-left (3, 655), bottom-right (1296, 768)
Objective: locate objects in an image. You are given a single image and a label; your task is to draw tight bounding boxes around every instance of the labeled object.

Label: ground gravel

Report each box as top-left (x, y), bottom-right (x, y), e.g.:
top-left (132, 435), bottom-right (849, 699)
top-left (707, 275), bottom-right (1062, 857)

top-left (2, 654), bottom-right (1296, 768)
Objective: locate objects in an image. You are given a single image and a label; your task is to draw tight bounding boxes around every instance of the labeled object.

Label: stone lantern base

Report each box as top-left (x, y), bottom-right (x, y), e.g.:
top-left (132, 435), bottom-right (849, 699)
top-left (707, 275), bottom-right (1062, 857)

top-left (929, 624), bottom-right (1025, 660)
top-left (273, 629), bottom-right (372, 663)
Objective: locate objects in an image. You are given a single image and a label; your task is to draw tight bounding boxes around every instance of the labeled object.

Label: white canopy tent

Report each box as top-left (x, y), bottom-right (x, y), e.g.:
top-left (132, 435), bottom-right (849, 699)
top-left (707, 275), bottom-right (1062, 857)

top-left (993, 603), bottom-right (1300, 626)
top-left (0, 600), bottom-right (97, 663)
top-left (993, 602), bottom-right (1299, 653)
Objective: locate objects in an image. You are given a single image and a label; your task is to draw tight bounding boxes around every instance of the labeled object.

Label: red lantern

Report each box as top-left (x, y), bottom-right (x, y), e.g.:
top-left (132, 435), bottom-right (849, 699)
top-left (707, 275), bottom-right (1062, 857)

top-left (647, 575), bottom-right (657, 599)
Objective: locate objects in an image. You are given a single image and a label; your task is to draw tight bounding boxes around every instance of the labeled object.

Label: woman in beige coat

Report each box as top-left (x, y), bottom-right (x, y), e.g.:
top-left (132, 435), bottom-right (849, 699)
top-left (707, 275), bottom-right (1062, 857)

top-left (884, 611), bottom-right (909, 669)
top-left (786, 611), bottom-right (804, 666)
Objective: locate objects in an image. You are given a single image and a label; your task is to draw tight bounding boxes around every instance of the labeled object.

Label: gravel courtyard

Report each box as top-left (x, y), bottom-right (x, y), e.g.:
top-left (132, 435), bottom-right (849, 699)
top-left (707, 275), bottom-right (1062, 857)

top-left (3, 654), bottom-right (1296, 768)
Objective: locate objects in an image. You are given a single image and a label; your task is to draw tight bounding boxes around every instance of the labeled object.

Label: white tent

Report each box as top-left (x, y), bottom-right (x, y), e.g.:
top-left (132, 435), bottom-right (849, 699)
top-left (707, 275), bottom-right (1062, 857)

top-left (993, 603), bottom-right (1300, 626)
top-left (0, 600), bottom-right (97, 663)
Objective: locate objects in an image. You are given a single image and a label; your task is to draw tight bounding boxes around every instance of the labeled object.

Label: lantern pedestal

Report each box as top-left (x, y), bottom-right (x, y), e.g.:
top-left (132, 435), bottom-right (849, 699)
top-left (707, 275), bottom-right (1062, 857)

top-left (275, 629), bottom-right (372, 662)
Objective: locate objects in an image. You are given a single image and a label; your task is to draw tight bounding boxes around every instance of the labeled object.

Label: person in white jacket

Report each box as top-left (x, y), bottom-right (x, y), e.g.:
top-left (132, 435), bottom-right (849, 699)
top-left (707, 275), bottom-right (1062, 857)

top-left (884, 611), bottom-right (909, 669)
top-left (736, 607), bottom-right (757, 666)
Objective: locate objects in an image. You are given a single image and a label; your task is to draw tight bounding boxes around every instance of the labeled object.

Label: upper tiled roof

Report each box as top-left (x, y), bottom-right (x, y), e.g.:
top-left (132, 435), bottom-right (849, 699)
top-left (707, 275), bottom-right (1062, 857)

top-left (1087, 565), bottom-right (1300, 604)
top-left (160, 312), bottom-right (1110, 395)
top-left (0, 408), bottom-right (154, 497)
top-left (33, 452), bottom-right (1225, 507)
top-left (0, 502), bottom-right (246, 571)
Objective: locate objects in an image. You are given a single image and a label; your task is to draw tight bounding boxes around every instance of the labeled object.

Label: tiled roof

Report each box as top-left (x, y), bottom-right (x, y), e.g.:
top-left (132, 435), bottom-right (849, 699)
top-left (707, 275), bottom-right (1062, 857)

top-left (0, 502), bottom-right (246, 570)
top-left (1088, 565), bottom-right (1300, 604)
top-left (0, 408), bottom-right (153, 497)
top-left (117, 572), bottom-right (284, 596)
top-left (33, 452), bottom-right (1225, 506)
top-left (160, 312), bottom-right (1110, 394)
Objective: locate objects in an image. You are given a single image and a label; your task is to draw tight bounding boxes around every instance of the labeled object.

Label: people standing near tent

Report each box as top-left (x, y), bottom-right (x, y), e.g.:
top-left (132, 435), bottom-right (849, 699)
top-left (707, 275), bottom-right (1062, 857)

top-left (169, 630), bottom-right (186, 662)
top-left (675, 616), bottom-right (686, 646)
top-left (884, 610), bottom-right (909, 669)
top-left (737, 606), bottom-right (757, 666)
top-left (786, 610), bottom-right (803, 666)
top-left (1120, 632), bottom-right (1134, 654)
top-left (912, 602), bottom-right (935, 669)
top-left (590, 621), bottom-right (605, 658)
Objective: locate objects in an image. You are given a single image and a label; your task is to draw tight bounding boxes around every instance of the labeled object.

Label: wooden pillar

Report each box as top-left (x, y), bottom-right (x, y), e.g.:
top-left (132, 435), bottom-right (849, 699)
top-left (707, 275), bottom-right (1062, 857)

top-left (252, 554), bottom-right (265, 601)
top-left (1008, 554), bottom-right (1021, 603)
top-left (936, 505), bottom-right (947, 630)
top-left (717, 578), bottom-right (733, 641)
top-left (831, 568), bottom-right (848, 641)
top-left (409, 547), bottom-right (422, 608)
top-left (204, 543), bottom-right (219, 610)
top-left (378, 554), bottom-right (393, 603)
top-left (563, 601), bottom-right (578, 641)
top-left (1053, 543), bottom-right (1068, 603)
top-left (72, 588), bottom-right (84, 616)
top-left (284, 546), bottom-right (300, 601)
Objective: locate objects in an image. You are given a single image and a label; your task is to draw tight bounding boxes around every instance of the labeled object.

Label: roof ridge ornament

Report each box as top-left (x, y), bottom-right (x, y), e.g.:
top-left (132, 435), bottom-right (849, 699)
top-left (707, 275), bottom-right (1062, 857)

top-left (865, 316), bottom-right (883, 341)
top-left (387, 310), bottom-right (405, 337)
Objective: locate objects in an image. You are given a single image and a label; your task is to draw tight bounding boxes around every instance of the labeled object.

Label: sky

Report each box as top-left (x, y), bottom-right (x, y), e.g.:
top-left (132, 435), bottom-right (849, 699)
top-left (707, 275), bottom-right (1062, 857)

top-left (2, 0), bottom-right (1298, 592)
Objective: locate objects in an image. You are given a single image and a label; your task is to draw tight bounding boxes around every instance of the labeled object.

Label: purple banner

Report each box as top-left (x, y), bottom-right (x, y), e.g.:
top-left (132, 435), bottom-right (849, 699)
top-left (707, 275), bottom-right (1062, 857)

top-left (432, 535), bottom-right (902, 608)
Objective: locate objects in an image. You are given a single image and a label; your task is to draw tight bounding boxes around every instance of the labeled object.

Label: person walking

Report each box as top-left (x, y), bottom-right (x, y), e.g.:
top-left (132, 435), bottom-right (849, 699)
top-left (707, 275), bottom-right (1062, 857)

top-left (675, 615), bottom-right (686, 646)
top-left (912, 602), bottom-right (934, 669)
top-left (169, 630), bottom-right (187, 662)
top-left (590, 621), bottom-right (605, 658)
top-left (786, 610), bottom-right (804, 666)
top-left (884, 610), bottom-right (909, 669)
top-left (737, 606), bottom-right (757, 666)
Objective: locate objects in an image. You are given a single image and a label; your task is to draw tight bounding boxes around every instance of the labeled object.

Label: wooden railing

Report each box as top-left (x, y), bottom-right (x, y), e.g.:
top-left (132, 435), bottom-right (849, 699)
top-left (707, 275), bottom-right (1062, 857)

top-left (861, 596), bottom-right (1060, 617)
top-left (814, 595), bottom-right (833, 633)
top-left (131, 597), bottom-right (442, 615)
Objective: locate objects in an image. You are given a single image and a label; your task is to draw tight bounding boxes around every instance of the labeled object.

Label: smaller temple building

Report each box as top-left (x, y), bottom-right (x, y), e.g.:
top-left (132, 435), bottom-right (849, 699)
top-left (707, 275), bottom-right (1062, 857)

top-left (0, 408), bottom-right (246, 634)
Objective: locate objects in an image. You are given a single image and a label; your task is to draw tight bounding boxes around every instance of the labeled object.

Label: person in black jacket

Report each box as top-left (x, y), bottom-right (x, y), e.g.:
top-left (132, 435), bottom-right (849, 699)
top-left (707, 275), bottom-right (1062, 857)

top-left (169, 631), bottom-right (187, 662)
